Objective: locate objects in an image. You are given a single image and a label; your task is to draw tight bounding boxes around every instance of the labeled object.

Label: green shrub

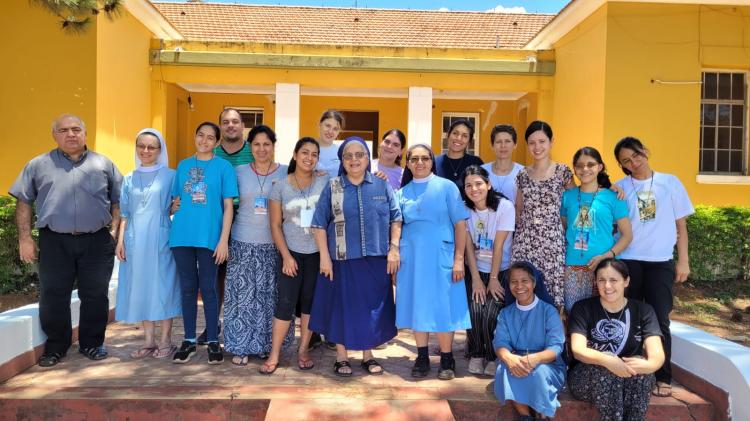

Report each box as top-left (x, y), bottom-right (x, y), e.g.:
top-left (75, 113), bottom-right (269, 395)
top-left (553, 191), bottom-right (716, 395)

top-left (685, 205), bottom-right (750, 283)
top-left (0, 196), bottom-right (38, 294)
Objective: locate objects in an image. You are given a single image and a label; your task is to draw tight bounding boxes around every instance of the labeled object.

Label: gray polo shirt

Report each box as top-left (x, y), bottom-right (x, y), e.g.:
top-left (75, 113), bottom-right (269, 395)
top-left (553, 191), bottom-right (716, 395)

top-left (9, 148), bottom-right (123, 234)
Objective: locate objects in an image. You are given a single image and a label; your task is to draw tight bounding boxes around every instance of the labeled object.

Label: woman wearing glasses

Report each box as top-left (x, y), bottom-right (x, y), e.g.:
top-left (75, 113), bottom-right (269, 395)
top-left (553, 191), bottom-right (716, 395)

top-left (612, 137), bottom-right (693, 397)
top-left (116, 129), bottom-right (181, 360)
top-left (310, 137), bottom-right (402, 376)
top-left (372, 129), bottom-right (406, 191)
top-left (396, 144), bottom-right (470, 380)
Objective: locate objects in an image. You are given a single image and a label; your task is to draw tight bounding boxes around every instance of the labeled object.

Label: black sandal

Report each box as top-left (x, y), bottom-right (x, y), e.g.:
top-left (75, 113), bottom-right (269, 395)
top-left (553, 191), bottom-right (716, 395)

top-left (333, 360), bottom-right (352, 377)
top-left (361, 359), bottom-right (383, 375)
top-left (79, 346), bottom-right (108, 361)
top-left (38, 352), bottom-right (64, 367)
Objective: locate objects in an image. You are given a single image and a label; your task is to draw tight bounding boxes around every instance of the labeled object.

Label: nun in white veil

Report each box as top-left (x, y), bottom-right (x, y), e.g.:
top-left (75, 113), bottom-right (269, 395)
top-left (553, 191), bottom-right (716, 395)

top-left (115, 128), bottom-right (182, 360)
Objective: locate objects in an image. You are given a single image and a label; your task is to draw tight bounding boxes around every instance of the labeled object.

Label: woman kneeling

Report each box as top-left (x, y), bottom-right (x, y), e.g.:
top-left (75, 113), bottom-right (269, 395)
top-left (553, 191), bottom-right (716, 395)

top-left (569, 258), bottom-right (665, 421)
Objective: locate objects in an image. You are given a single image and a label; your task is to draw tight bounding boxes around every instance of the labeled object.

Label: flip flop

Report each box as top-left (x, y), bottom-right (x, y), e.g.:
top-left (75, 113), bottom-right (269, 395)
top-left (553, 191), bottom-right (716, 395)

top-left (153, 345), bottom-right (177, 359)
top-left (130, 346), bottom-right (157, 359)
top-left (259, 361), bottom-right (278, 375)
top-left (232, 355), bottom-right (249, 366)
top-left (653, 382), bottom-right (673, 397)
top-left (298, 355), bottom-right (315, 370)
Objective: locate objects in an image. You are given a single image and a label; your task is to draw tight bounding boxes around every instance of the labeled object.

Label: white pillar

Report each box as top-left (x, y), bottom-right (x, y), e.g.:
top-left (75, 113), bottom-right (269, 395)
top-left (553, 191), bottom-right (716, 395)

top-left (274, 83), bottom-right (300, 164)
top-left (407, 87), bottom-right (433, 148)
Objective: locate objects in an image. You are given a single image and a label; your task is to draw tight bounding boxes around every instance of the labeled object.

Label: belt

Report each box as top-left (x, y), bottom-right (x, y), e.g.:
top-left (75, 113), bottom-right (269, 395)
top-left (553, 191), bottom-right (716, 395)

top-left (42, 227), bottom-right (99, 236)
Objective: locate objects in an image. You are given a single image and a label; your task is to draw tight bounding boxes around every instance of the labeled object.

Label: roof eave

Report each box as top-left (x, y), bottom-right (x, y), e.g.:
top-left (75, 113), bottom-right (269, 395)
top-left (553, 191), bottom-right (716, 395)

top-left (124, 0), bottom-right (183, 40)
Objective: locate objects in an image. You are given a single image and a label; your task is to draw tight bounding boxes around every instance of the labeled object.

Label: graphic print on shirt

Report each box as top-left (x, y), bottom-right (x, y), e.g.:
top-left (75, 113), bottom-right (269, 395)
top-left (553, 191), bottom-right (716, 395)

top-left (636, 190), bottom-right (656, 222)
top-left (573, 205), bottom-right (594, 251)
top-left (473, 217), bottom-right (494, 260)
top-left (185, 167), bottom-right (207, 205)
top-left (588, 309), bottom-right (630, 355)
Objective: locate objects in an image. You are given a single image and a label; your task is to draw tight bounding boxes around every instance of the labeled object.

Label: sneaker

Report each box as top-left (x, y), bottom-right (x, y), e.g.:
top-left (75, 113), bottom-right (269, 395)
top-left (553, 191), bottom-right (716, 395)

top-left (207, 342), bottom-right (224, 365)
top-left (468, 357), bottom-right (485, 375)
top-left (437, 357), bottom-right (456, 380)
top-left (411, 356), bottom-right (431, 378)
top-left (483, 360), bottom-right (497, 376)
top-left (172, 341), bottom-right (197, 364)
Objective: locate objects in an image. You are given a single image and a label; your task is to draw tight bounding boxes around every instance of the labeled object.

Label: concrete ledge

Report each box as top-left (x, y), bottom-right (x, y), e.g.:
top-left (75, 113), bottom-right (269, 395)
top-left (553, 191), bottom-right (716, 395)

top-left (672, 321), bottom-right (750, 420)
top-left (0, 261), bottom-right (119, 381)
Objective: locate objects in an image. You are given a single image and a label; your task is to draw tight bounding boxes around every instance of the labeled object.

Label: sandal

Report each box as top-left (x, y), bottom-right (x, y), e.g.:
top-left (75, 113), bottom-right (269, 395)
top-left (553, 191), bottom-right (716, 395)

top-left (232, 355), bottom-right (249, 366)
top-left (79, 346), bottom-right (108, 361)
top-left (259, 361), bottom-right (278, 375)
top-left (38, 352), bottom-right (64, 367)
top-left (360, 359), bottom-right (383, 375)
top-left (298, 355), bottom-right (315, 370)
top-left (153, 345), bottom-right (177, 359)
top-left (130, 346), bottom-right (157, 359)
top-left (333, 360), bottom-right (352, 377)
top-left (653, 382), bottom-right (673, 397)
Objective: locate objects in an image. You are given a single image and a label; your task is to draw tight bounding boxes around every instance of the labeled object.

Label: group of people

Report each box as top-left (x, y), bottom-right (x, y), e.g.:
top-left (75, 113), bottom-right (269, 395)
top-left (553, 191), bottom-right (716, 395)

top-left (11, 110), bottom-right (693, 421)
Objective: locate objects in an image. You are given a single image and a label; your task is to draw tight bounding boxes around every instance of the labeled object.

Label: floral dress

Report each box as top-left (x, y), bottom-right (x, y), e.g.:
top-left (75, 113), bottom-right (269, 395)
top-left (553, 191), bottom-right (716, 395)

top-left (511, 163), bottom-right (573, 308)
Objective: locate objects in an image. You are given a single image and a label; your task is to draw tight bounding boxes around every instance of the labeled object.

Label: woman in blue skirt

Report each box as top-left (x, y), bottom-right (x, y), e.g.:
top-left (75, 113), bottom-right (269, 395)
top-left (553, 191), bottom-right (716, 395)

top-left (310, 136), bottom-right (402, 377)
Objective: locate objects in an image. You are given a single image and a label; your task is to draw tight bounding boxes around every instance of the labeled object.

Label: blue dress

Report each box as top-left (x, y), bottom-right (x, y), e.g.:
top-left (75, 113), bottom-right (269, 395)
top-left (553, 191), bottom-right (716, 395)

top-left (493, 297), bottom-right (566, 418)
top-left (395, 175), bottom-right (470, 332)
top-left (116, 168), bottom-right (181, 323)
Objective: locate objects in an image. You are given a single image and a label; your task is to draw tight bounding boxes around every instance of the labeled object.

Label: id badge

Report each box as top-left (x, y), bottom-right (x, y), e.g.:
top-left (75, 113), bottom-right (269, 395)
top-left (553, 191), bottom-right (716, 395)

top-left (477, 237), bottom-right (493, 260)
top-left (574, 230), bottom-right (589, 251)
top-left (190, 182), bottom-right (207, 205)
top-left (254, 196), bottom-right (268, 215)
top-left (300, 208), bottom-right (313, 228)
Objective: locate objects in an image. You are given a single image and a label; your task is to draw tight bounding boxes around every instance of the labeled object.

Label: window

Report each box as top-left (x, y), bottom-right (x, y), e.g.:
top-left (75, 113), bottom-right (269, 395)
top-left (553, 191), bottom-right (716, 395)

top-left (442, 112), bottom-right (480, 155)
top-left (700, 72), bottom-right (746, 174)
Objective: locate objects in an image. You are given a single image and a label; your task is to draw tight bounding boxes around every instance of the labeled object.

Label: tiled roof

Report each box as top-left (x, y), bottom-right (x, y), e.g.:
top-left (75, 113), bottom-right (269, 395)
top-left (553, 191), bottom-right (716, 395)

top-left (151, 2), bottom-right (554, 49)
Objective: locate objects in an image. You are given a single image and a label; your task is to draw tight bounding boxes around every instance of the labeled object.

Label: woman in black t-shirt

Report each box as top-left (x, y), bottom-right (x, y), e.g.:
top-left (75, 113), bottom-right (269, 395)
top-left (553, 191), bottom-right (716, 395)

top-left (568, 258), bottom-right (664, 421)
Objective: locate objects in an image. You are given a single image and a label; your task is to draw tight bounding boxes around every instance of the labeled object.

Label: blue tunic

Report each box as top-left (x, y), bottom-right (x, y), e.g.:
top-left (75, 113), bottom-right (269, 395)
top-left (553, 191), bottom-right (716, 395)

top-left (395, 175), bottom-right (470, 332)
top-left (493, 298), bottom-right (566, 418)
top-left (116, 168), bottom-right (181, 323)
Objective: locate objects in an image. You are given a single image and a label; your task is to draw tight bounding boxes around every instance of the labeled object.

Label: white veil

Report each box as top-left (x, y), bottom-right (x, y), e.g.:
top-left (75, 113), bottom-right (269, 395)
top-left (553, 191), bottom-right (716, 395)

top-left (135, 128), bottom-right (169, 173)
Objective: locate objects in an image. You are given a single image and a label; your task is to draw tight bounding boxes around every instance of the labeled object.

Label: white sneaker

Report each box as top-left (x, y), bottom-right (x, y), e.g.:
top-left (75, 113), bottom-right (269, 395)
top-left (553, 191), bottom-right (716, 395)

top-left (484, 360), bottom-right (498, 376)
top-left (468, 357), bottom-right (485, 375)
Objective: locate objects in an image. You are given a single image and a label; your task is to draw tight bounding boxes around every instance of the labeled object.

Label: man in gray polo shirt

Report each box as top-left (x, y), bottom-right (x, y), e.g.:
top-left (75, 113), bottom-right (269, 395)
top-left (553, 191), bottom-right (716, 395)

top-left (10, 114), bottom-right (122, 367)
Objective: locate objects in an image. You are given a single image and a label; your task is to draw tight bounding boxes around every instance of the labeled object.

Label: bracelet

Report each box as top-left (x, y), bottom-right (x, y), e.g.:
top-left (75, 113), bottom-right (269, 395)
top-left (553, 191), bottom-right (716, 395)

top-left (610, 249), bottom-right (617, 258)
top-left (389, 242), bottom-right (399, 249)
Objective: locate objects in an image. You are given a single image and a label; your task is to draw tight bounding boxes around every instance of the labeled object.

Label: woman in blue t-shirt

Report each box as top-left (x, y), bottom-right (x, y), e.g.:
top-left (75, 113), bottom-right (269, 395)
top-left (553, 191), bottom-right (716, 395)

top-left (169, 122), bottom-right (239, 365)
top-left (561, 147), bottom-right (632, 312)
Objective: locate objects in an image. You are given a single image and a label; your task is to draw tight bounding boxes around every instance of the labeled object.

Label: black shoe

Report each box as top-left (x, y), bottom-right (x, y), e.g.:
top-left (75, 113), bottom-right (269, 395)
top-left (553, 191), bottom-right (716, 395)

top-left (38, 352), bottom-right (65, 367)
top-left (437, 357), bottom-right (456, 380)
top-left (79, 346), bottom-right (108, 361)
top-left (207, 342), bottom-right (224, 365)
top-left (411, 356), bottom-right (430, 378)
top-left (173, 341), bottom-right (197, 364)
top-left (309, 332), bottom-right (322, 350)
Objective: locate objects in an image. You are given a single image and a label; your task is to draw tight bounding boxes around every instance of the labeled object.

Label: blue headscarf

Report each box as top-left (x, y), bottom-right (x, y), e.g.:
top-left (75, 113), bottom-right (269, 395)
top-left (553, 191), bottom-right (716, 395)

top-left (503, 260), bottom-right (556, 307)
top-left (337, 136), bottom-right (372, 176)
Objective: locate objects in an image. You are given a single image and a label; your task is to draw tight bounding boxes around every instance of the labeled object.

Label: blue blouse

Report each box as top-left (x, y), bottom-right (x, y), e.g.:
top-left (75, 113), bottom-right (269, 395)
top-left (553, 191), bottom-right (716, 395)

top-left (312, 172), bottom-right (402, 260)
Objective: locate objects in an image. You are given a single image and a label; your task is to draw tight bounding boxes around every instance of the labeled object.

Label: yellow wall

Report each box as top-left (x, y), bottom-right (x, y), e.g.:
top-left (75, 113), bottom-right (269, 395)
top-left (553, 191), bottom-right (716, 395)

top-left (95, 10), bottom-right (154, 176)
top-left (602, 3), bottom-right (750, 205)
top-left (551, 4), bottom-right (609, 173)
top-left (0, 2), bottom-right (97, 193)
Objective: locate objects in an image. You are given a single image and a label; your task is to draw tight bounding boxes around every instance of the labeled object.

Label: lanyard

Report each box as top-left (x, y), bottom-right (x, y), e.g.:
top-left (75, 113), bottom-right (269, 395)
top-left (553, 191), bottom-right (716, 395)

top-left (252, 162), bottom-right (273, 196)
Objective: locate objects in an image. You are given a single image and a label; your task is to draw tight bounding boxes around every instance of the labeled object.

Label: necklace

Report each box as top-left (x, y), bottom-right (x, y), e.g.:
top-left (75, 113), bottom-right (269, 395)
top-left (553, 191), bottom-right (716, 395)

top-left (136, 170), bottom-right (158, 208)
top-left (630, 171), bottom-right (654, 203)
top-left (253, 161), bottom-right (274, 196)
top-left (602, 299), bottom-right (627, 323)
top-left (445, 154), bottom-right (466, 179)
top-left (293, 172), bottom-right (315, 209)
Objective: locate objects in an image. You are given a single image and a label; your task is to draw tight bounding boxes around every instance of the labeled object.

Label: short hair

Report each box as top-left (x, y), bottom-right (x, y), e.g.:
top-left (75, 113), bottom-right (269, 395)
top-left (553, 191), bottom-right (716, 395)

top-left (247, 124), bottom-right (277, 144)
top-left (51, 114), bottom-right (86, 133)
top-left (490, 124), bottom-right (517, 145)
top-left (219, 107), bottom-right (243, 122)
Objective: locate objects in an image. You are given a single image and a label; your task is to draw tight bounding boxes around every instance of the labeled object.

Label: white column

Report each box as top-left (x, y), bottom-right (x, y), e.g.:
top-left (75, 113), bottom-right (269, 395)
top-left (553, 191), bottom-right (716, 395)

top-left (274, 83), bottom-right (300, 164)
top-left (407, 86), bottom-right (433, 147)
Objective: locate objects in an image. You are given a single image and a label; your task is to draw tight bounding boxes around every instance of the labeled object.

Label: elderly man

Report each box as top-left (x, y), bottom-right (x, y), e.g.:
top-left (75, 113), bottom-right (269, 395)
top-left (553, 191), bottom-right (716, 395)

top-left (10, 114), bottom-right (122, 367)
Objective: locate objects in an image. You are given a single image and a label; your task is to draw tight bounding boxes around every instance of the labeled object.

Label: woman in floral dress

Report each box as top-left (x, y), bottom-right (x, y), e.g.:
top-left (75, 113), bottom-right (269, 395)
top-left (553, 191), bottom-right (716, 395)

top-left (511, 121), bottom-right (574, 308)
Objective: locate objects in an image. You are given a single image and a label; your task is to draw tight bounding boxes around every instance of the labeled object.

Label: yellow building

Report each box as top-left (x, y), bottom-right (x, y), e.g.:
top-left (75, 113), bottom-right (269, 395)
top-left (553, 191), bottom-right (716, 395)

top-left (2, 0), bottom-right (750, 205)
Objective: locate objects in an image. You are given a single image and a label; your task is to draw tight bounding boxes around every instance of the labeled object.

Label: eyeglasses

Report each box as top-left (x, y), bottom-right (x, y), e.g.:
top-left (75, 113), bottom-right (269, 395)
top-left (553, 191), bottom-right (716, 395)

top-left (136, 144), bottom-right (161, 152)
top-left (342, 151), bottom-right (366, 161)
top-left (56, 127), bottom-right (83, 135)
top-left (408, 156), bottom-right (432, 164)
top-left (574, 162), bottom-right (600, 171)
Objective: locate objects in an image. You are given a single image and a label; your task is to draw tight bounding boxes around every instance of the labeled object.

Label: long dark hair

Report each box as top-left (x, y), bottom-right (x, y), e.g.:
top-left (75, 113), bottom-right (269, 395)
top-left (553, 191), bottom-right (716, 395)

top-left (613, 136), bottom-right (648, 176)
top-left (573, 146), bottom-right (612, 188)
top-left (595, 257), bottom-right (630, 279)
top-left (400, 144), bottom-right (437, 187)
top-left (524, 120), bottom-right (553, 143)
top-left (460, 165), bottom-right (507, 211)
top-left (287, 137), bottom-right (320, 174)
top-left (247, 124), bottom-right (277, 144)
top-left (382, 128), bottom-right (406, 166)
top-left (447, 119), bottom-right (475, 153)
top-left (490, 124), bottom-right (517, 145)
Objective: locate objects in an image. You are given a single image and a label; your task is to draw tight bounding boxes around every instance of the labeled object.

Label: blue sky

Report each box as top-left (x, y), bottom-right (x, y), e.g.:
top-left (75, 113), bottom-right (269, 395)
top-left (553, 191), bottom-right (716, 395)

top-left (195, 0), bottom-right (570, 13)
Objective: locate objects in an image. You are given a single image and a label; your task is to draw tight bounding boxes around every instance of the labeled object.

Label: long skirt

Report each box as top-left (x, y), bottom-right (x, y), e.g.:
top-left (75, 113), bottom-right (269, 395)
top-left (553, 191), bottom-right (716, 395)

top-left (309, 256), bottom-right (397, 350)
top-left (224, 240), bottom-right (294, 355)
top-left (563, 265), bottom-right (596, 312)
top-left (494, 359), bottom-right (566, 418)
